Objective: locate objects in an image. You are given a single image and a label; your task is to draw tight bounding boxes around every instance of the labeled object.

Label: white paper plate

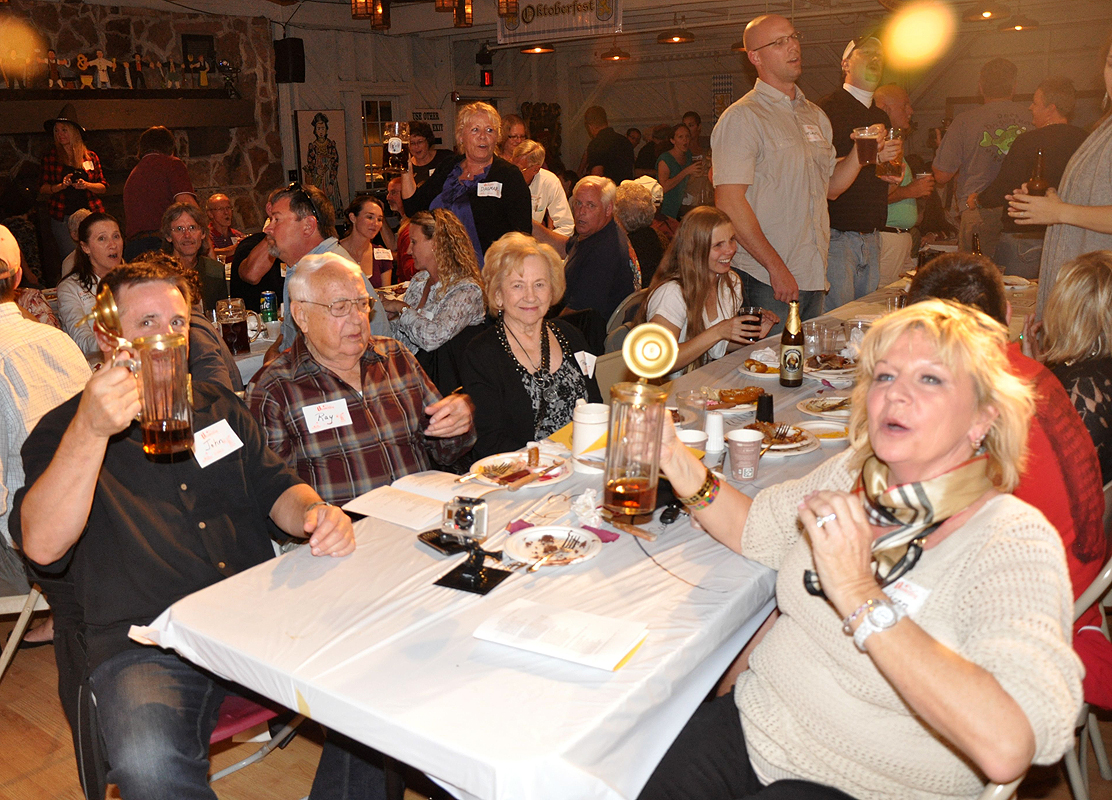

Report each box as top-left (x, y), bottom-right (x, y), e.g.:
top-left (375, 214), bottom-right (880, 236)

top-left (503, 526), bottom-right (603, 567)
top-left (470, 452), bottom-right (572, 487)
top-left (797, 420), bottom-right (850, 447)
top-left (797, 396), bottom-right (852, 419)
top-left (737, 364), bottom-right (781, 380)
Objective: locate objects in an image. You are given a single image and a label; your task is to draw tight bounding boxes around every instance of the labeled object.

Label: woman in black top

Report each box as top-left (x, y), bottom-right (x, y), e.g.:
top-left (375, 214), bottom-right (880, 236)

top-left (462, 233), bottom-right (601, 458)
top-left (401, 102), bottom-right (532, 269)
top-left (1027, 250), bottom-right (1112, 483)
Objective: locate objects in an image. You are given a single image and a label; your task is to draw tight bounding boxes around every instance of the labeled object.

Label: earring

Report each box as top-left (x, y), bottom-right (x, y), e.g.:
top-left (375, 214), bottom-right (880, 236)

top-left (972, 433), bottom-right (986, 453)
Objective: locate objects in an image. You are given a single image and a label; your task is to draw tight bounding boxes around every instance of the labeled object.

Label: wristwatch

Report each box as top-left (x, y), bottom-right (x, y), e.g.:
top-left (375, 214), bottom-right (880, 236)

top-left (850, 597), bottom-right (906, 652)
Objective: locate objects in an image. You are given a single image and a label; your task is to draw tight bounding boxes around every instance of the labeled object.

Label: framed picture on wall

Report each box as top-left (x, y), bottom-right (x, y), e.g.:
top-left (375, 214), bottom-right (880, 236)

top-left (295, 110), bottom-right (349, 215)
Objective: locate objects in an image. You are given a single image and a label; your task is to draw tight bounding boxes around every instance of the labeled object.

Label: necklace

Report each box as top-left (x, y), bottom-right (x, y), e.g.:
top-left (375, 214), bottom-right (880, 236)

top-left (504, 321), bottom-right (559, 403)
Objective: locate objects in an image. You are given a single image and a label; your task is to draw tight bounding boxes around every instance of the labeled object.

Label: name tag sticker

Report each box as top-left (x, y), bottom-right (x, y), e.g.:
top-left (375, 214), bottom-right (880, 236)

top-left (193, 419), bottom-right (244, 469)
top-left (884, 577), bottom-right (931, 616)
top-left (372, 246), bottom-right (392, 261)
top-left (574, 350), bottom-right (597, 378)
top-left (801, 124), bottom-right (824, 143)
top-left (301, 399), bottom-right (353, 434)
top-left (477, 181), bottom-right (503, 198)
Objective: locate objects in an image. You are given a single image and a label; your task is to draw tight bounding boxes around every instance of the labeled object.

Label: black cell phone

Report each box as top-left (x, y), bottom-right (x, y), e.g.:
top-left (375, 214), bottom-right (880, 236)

top-left (418, 529), bottom-right (466, 555)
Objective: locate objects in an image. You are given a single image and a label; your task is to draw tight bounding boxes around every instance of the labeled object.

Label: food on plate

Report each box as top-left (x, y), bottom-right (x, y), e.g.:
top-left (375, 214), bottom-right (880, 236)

top-left (703, 386), bottom-right (765, 409)
top-left (745, 420), bottom-right (806, 446)
top-left (669, 408), bottom-right (684, 424)
top-left (527, 445), bottom-right (540, 468)
top-left (805, 353), bottom-right (856, 371)
top-left (815, 429), bottom-right (848, 440)
top-left (744, 358), bottom-right (779, 374)
top-left (805, 396), bottom-right (852, 413)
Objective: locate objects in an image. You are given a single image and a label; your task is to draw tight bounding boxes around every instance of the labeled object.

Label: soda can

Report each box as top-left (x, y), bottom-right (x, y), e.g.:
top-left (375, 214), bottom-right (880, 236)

top-left (259, 291), bottom-right (277, 323)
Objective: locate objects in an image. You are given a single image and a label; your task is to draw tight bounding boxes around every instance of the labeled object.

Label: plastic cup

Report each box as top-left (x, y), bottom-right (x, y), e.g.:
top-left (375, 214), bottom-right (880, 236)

top-left (676, 429), bottom-right (708, 453)
top-left (704, 411), bottom-right (725, 453)
top-left (727, 429), bottom-right (765, 481)
top-left (676, 389), bottom-right (709, 430)
top-left (802, 320), bottom-right (824, 360)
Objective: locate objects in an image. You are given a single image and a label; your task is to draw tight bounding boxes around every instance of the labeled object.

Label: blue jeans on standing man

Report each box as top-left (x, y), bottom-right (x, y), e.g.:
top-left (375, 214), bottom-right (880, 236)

top-left (737, 270), bottom-right (824, 337)
top-left (825, 229), bottom-right (880, 311)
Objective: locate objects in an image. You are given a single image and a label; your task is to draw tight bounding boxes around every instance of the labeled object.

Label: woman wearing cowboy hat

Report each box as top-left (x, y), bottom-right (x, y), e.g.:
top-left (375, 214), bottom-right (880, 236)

top-left (38, 103), bottom-right (107, 262)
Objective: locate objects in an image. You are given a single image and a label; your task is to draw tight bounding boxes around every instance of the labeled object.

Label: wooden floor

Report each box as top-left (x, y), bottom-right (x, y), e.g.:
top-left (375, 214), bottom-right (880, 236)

top-left (2, 614), bottom-right (1112, 800)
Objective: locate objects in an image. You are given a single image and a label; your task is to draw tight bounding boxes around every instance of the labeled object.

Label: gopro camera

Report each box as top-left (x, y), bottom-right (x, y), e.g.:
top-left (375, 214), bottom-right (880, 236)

top-left (441, 496), bottom-right (488, 543)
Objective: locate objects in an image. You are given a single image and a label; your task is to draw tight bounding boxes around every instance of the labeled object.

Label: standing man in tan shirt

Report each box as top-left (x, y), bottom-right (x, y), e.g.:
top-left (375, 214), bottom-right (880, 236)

top-left (711, 14), bottom-right (890, 332)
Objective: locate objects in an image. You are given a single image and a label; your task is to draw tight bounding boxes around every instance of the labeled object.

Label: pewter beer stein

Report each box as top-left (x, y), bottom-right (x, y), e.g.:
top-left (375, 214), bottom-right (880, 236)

top-left (602, 324), bottom-right (678, 517)
top-left (130, 333), bottom-right (193, 456)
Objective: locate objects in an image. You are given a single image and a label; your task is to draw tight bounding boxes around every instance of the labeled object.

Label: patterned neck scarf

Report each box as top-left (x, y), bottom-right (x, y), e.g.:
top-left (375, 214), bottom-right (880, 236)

top-left (804, 453), bottom-right (994, 598)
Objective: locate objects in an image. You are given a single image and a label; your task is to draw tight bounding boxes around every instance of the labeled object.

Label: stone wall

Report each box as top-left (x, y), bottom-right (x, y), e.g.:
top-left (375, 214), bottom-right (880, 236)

top-left (0, 0), bottom-right (281, 234)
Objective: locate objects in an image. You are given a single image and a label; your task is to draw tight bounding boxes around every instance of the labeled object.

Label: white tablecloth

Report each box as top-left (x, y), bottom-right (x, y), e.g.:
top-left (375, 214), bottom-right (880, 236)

top-left (139, 473), bottom-right (776, 800)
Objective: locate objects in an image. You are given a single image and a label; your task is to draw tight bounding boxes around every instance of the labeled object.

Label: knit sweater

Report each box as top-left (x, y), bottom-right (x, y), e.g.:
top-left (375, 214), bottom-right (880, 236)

top-left (736, 449), bottom-right (1082, 800)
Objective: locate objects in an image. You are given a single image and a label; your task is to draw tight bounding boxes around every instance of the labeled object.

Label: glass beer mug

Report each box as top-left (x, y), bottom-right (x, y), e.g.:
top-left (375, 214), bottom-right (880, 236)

top-left (129, 333), bottom-right (194, 456)
top-left (216, 298), bottom-right (261, 356)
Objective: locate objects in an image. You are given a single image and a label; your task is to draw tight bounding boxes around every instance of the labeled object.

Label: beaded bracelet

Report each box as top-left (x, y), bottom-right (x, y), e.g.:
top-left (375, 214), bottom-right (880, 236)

top-left (677, 467), bottom-right (720, 511)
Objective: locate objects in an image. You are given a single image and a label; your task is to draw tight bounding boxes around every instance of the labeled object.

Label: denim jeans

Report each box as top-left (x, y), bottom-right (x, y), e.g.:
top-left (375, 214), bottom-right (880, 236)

top-left (737, 270), bottom-right (824, 337)
top-left (309, 730), bottom-right (389, 800)
top-left (825, 229), bottom-right (880, 311)
top-left (89, 648), bottom-right (225, 800)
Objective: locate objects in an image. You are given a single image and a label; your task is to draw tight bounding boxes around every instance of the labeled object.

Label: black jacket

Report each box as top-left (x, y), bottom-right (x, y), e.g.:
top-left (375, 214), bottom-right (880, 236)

top-left (403, 154), bottom-right (532, 256)
top-left (461, 319), bottom-right (603, 458)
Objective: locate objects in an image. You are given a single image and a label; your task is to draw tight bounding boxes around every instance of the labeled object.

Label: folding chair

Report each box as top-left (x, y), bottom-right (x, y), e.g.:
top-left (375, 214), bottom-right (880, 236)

top-left (208, 694), bottom-right (305, 783)
top-left (0, 585), bottom-right (49, 684)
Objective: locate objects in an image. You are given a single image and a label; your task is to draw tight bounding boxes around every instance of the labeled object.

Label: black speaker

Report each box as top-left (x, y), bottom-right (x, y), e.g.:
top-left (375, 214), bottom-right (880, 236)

top-left (274, 38), bottom-right (305, 84)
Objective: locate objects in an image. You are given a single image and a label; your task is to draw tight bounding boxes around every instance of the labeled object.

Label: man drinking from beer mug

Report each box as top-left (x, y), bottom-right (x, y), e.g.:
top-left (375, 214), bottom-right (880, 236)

top-left (12, 260), bottom-right (357, 800)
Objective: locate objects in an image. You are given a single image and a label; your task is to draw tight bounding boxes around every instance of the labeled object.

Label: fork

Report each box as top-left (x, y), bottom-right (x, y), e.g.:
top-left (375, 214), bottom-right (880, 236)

top-left (458, 460), bottom-right (516, 483)
top-left (774, 423), bottom-right (793, 439)
top-left (527, 531), bottom-right (579, 572)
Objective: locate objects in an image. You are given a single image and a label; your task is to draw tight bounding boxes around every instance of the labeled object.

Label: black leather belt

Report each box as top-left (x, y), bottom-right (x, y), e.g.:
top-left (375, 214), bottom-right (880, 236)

top-left (881, 227), bottom-right (910, 234)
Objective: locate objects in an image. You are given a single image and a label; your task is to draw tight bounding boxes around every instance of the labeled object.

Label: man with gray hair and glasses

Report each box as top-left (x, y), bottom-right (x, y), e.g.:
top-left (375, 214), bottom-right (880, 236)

top-left (248, 252), bottom-right (474, 507)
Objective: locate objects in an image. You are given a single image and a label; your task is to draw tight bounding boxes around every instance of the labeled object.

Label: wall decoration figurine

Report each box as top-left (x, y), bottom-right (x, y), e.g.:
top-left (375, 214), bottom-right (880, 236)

top-left (181, 34), bottom-right (216, 91)
top-left (164, 58), bottom-right (182, 89)
top-left (74, 53), bottom-right (94, 89)
top-left (88, 49), bottom-right (116, 89)
top-left (40, 49), bottom-right (70, 89)
top-left (296, 110), bottom-right (349, 213)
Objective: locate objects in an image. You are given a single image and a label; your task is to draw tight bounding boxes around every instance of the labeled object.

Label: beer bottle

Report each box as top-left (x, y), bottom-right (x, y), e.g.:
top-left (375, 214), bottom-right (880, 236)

top-left (779, 301), bottom-right (803, 388)
top-left (1027, 149), bottom-right (1048, 197)
top-left (971, 233), bottom-right (982, 255)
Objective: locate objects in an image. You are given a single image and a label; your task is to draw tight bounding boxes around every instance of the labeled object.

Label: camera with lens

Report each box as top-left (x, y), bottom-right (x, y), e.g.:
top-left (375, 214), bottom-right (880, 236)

top-left (441, 496), bottom-right (488, 543)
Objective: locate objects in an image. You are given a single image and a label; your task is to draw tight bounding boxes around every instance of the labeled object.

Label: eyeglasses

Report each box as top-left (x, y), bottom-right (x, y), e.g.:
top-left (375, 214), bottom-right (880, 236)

top-left (284, 182), bottom-right (322, 228)
top-left (171, 224), bottom-right (202, 234)
top-left (409, 137), bottom-right (427, 147)
top-left (749, 31), bottom-right (803, 52)
top-left (294, 296), bottom-right (374, 317)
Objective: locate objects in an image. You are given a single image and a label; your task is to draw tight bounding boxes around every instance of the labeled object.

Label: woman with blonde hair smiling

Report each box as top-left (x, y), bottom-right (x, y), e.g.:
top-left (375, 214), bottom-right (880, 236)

top-left (638, 300), bottom-right (1082, 800)
top-left (461, 232), bottom-right (600, 457)
top-left (1026, 250), bottom-right (1112, 482)
top-left (380, 209), bottom-right (485, 355)
top-left (402, 102), bottom-right (531, 267)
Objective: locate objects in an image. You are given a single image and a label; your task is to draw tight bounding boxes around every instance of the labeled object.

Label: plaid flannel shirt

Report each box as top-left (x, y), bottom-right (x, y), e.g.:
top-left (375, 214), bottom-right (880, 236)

top-left (40, 148), bottom-right (106, 220)
top-left (247, 335), bottom-right (475, 506)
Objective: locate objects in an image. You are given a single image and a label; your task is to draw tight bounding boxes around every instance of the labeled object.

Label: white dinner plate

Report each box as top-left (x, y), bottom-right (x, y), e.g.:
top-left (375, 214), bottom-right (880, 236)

top-left (707, 401), bottom-right (757, 418)
top-left (797, 396), bottom-right (852, 419)
top-left (503, 526), bottom-right (603, 567)
top-left (797, 420), bottom-right (849, 447)
top-left (470, 452), bottom-right (573, 487)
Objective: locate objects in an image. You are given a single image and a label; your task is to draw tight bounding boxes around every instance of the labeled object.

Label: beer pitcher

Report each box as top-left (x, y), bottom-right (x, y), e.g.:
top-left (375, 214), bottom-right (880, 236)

top-left (602, 323), bottom-right (678, 517)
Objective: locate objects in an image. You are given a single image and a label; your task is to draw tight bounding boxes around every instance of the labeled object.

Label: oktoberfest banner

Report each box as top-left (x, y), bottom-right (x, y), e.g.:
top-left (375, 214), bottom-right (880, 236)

top-left (496, 0), bottom-right (622, 44)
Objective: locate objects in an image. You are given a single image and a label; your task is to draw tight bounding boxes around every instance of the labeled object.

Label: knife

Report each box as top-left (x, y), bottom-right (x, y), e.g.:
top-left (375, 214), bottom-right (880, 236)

top-left (506, 459), bottom-right (566, 492)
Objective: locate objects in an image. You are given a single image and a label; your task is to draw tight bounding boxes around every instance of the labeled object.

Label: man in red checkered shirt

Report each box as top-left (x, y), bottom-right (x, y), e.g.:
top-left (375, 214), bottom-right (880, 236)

top-left (247, 252), bottom-right (475, 505)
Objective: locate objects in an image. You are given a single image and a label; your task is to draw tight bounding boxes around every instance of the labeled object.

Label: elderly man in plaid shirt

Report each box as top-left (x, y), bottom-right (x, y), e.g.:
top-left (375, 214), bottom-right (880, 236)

top-left (248, 252), bottom-right (475, 506)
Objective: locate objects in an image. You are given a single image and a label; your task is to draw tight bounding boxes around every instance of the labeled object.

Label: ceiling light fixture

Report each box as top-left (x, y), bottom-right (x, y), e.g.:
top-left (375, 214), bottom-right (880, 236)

top-left (370, 0), bottom-right (390, 29)
top-left (601, 37), bottom-right (630, 61)
top-left (731, 39), bottom-right (746, 52)
top-left (657, 14), bottom-right (694, 44)
top-left (453, 0), bottom-right (472, 27)
top-left (999, 0), bottom-right (1038, 30)
top-left (497, 0), bottom-right (518, 17)
top-left (520, 43), bottom-right (555, 54)
top-left (961, 1), bottom-right (1010, 21)
top-left (351, 0), bottom-right (372, 19)
top-left (434, 0), bottom-right (454, 11)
